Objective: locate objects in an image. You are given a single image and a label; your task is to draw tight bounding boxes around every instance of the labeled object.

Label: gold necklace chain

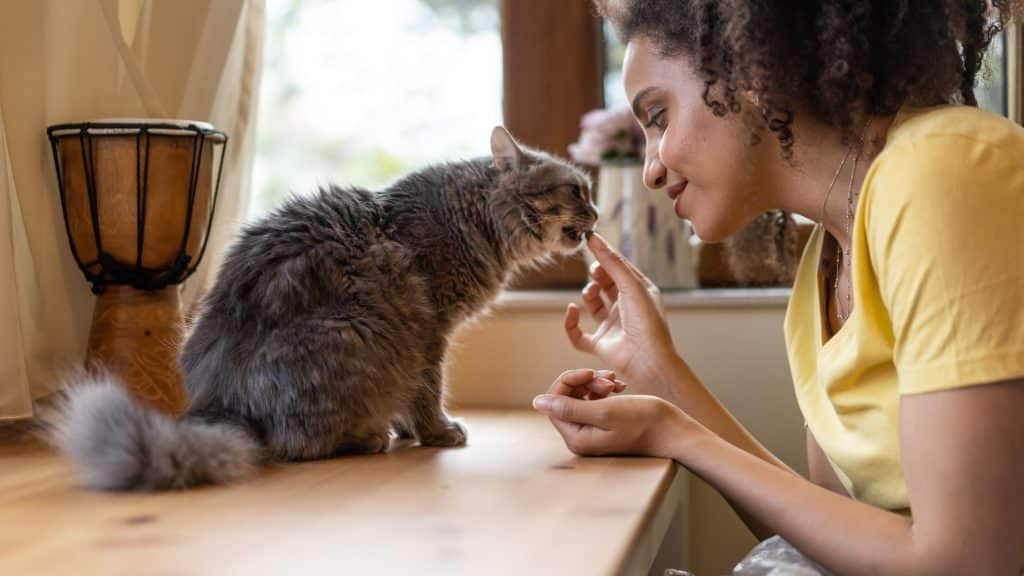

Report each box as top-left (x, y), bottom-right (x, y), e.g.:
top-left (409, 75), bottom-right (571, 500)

top-left (835, 118), bottom-right (872, 324)
top-left (819, 144), bottom-right (852, 226)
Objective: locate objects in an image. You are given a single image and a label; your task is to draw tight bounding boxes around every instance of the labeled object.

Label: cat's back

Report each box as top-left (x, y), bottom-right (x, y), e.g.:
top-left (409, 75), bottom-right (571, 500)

top-left (206, 185), bottom-right (413, 321)
top-left (245, 184), bottom-right (381, 256)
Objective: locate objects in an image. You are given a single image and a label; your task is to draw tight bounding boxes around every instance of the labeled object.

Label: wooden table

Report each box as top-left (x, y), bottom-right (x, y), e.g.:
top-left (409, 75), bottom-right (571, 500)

top-left (0, 410), bottom-right (687, 575)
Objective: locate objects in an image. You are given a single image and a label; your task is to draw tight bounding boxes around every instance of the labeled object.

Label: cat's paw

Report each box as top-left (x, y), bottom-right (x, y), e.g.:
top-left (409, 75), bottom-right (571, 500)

top-left (364, 433), bottom-right (392, 454)
top-left (419, 421), bottom-right (467, 447)
top-left (335, 432), bottom-right (391, 456)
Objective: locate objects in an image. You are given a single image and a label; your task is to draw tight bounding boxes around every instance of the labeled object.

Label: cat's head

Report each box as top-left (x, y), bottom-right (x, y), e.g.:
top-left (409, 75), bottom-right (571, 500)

top-left (488, 126), bottom-right (598, 258)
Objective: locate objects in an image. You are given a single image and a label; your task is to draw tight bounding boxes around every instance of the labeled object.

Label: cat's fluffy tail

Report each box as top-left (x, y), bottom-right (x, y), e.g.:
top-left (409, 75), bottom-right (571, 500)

top-left (52, 374), bottom-right (261, 492)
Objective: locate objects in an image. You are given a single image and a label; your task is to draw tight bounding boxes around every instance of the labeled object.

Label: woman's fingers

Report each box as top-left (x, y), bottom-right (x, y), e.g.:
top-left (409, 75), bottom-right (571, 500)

top-left (547, 369), bottom-right (594, 398)
top-left (535, 391), bottom-right (633, 456)
top-left (565, 304), bottom-right (596, 353)
top-left (549, 367), bottom-right (622, 397)
top-left (586, 376), bottom-right (626, 400)
top-left (569, 377), bottom-right (616, 399)
top-left (532, 394), bottom-right (610, 428)
top-left (589, 261), bottom-right (619, 302)
top-left (603, 379), bottom-right (628, 397)
top-left (586, 234), bottom-right (646, 294)
top-left (581, 281), bottom-right (609, 323)
top-left (589, 236), bottom-right (659, 294)
top-left (547, 368), bottom-right (596, 396)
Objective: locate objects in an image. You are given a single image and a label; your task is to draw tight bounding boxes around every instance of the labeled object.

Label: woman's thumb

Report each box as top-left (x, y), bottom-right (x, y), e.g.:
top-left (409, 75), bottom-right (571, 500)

top-left (533, 394), bottom-right (603, 425)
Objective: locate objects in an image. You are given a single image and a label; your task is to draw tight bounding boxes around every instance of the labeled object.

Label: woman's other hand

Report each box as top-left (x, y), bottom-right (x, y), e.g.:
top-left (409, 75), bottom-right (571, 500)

top-left (533, 368), bottom-right (701, 459)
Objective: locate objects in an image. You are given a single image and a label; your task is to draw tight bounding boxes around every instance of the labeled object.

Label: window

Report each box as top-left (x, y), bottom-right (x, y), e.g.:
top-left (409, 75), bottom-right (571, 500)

top-left (252, 0), bottom-right (501, 217)
top-left (603, 19), bottom-right (627, 110)
top-left (978, 32), bottom-right (1009, 116)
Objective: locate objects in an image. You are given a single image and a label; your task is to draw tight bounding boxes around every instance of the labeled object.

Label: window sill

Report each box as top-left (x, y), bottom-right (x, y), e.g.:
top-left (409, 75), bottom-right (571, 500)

top-left (495, 288), bottom-right (791, 311)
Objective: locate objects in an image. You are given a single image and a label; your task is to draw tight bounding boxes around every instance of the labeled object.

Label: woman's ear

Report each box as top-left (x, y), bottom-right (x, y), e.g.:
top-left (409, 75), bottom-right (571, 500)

top-left (491, 126), bottom-right (525, 171)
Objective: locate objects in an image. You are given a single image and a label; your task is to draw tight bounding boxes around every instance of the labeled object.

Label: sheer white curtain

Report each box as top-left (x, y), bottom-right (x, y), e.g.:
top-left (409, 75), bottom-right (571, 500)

top-left (0, 0), bottom-right (265, 419)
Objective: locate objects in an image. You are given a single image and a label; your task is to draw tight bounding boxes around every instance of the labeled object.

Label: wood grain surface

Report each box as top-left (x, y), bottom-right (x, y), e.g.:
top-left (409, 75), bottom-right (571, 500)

top-left (86, 286), bottom-right (187, 414)
top-left (0, 410), bottom-right (686, 575)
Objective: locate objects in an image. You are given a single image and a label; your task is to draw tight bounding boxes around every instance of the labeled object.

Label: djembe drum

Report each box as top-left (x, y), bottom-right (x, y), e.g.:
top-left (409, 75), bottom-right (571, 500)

top-left (47, 120), bottom-right (228, 414)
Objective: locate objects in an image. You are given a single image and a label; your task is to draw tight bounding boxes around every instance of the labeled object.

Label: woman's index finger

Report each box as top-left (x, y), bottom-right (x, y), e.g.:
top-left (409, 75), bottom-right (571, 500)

top-left (586, 234), bottom-right (645, 291)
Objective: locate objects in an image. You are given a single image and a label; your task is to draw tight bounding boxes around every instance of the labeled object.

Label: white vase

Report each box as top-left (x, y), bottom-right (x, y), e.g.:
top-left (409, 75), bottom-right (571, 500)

top-left (591, 162), bottom-right (698, 290)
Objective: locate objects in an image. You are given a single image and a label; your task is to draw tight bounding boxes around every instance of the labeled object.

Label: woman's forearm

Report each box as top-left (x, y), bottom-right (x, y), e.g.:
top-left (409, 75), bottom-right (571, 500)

top-left (670, 430), bottom-right (961, 576)
top-left (659, 355), bottom-right (794, 474)
top-left (653, 357), bottom-right (797, 540)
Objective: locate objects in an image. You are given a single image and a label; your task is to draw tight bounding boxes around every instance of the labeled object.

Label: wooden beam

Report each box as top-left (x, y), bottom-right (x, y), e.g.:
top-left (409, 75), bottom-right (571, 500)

top-left (500, 0), bottom-right (604, 156)
top-left (501, 0), bottom-right (604, 288)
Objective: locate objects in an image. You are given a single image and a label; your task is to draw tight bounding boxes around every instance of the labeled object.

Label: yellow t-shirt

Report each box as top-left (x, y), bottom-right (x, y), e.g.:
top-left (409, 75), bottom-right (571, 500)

top-left (784, 105), bottom-right (1024, 511)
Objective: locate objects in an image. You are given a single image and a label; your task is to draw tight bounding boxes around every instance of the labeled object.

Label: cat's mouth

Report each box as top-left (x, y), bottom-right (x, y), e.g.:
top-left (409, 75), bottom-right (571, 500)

top-left (561, 226), bottom-right (586, 243)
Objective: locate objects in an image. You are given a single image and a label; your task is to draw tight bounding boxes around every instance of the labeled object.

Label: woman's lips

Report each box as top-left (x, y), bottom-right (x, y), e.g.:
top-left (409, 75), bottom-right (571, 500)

top-left (666, 181), bottom-right (687, 200)
top-left (667, 181), bottom-right (688, 218)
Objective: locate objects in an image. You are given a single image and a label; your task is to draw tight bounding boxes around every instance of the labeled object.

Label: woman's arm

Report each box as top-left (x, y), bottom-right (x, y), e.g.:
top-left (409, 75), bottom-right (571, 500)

top-left (671, 378), bottom-right (1024, 576)
top-left (659, 354), bottom-right (795, 474)
top-left (536, 378), bottom-right (1023, 574)
top-left (658, 356), bottom-right (795, 541)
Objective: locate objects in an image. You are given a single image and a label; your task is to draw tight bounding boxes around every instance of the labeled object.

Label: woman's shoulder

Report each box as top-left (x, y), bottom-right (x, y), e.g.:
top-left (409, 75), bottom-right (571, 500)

top-left (864, 105), bottom-right (1024, 215)
top-left (884, 104), bottom-right (1024, 155)
top-left (858, 106), bottom-right (1024, 398)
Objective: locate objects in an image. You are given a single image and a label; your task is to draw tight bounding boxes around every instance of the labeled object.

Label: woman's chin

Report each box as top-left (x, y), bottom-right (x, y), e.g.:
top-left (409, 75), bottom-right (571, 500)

top-left (674, 199), bottom-right (720, 242)
top-left (687, 217), bottom-right (735, 244)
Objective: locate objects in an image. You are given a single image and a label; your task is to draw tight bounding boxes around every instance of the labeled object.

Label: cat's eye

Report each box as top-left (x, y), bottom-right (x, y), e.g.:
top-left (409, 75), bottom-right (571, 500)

top-left (571, 184), bottom-right (584, 200)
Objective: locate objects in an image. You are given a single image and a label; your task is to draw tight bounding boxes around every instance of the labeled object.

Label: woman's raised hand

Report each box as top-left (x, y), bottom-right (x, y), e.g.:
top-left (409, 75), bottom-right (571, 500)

top-left (565, 234), bottom-right (687, 401)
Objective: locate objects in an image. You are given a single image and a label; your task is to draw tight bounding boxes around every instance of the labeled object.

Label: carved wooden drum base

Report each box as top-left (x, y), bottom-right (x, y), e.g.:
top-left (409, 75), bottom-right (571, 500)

top-left (86, 286), bottom-right (187, 414)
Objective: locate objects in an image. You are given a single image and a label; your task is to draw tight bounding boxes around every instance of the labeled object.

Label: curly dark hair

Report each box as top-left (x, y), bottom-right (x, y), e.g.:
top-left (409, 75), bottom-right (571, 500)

top-left (596, 0), bottom-right (1020, 284)
top-left (597, 0), bottom-right (1020, 153)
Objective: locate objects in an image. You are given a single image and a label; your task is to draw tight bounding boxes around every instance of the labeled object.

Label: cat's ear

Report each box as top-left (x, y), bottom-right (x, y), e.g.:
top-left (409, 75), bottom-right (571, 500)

top-left (490, 126), bottom-right (525, 172)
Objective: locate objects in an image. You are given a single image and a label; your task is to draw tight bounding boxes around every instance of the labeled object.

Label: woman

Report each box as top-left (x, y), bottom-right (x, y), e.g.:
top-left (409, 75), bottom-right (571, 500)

top-left (531, 1), bottom-right (1024, 574)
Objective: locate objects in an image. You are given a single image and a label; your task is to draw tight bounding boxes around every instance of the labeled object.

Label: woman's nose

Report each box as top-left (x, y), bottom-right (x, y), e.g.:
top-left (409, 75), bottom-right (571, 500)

top-left (644, 154), bottom-right (667, 190)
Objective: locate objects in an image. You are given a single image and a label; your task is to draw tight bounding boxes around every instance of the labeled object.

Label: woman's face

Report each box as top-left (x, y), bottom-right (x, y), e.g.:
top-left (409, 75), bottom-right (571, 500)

top-left (623, 37), bottom-right (772, 242)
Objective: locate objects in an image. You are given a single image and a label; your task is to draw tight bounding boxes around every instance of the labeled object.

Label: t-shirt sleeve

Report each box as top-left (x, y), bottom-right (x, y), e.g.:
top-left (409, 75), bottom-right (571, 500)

top-left (865, 134), bottom-right (1024, 395)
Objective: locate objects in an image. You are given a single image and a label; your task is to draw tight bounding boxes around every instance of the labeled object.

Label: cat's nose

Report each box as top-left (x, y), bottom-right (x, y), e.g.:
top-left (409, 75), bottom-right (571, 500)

top-left (586, 203), bottom-right (599, 222)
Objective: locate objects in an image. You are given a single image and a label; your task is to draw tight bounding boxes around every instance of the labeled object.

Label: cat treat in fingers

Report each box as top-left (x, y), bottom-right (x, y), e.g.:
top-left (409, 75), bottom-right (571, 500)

top-left (55, 126), bottom-right (598, 491)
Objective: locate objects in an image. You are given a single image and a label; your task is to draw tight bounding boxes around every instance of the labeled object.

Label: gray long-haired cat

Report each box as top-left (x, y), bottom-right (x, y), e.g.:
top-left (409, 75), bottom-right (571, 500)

top-left (55, 127), bottom-right (597, 491)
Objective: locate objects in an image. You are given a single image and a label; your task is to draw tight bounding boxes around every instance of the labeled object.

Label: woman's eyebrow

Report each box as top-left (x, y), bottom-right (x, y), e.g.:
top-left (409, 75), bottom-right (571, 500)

top-left (631, 87), bottom-right (659, 120)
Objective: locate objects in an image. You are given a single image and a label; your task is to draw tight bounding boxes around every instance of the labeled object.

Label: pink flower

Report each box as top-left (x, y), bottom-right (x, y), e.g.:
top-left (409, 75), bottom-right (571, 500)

top-left (569, 106), bottom-right (644, 165)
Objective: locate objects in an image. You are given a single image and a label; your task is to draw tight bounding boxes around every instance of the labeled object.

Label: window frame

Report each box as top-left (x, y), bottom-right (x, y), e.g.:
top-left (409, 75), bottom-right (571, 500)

top-left (1008, 23), bottom-right (1023, 124)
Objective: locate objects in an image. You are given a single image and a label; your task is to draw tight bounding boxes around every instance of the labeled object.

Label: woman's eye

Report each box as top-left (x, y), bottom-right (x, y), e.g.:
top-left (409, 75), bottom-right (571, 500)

top-left (644, 109), bottom-right (666, 131)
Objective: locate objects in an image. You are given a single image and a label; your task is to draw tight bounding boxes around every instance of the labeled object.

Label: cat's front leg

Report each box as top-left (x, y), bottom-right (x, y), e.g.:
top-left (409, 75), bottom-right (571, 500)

top-left (408, 366), bottom-right (467, 447)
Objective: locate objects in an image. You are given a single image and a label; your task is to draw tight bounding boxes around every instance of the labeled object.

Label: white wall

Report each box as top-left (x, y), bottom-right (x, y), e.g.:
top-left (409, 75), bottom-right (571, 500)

top-left (445, 289), bottom-right (806, 576)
